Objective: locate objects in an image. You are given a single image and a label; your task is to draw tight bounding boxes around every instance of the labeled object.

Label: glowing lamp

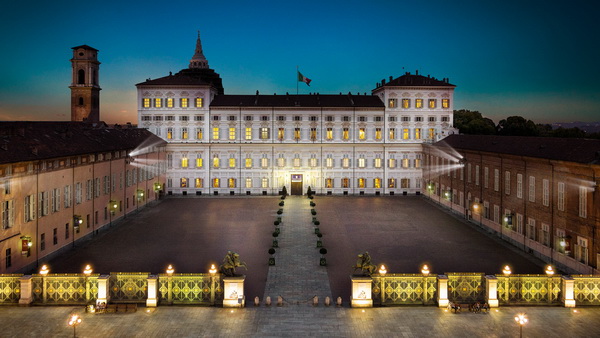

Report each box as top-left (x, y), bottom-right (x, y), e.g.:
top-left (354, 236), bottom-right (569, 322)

top-left (514, 313), bottom-right (528, 325)
top-left (545, 265), bottom-right (555, 276)
top-left (83, 265), bottom-right (93, 276)
top-left (166, 265), bottom-right (175, 276)
top-left (502, 265), bottom-right (512, 276)
top-left (39, 265), bottom-right (49, 276)
top-left (421, 264), bottom-right (430, 276)
top-left (209, 264), bottom-right (217, 274)
top-left (378, 265), bottom-right (387, 275)
top-left (68, 313), bottom-right (82, 327)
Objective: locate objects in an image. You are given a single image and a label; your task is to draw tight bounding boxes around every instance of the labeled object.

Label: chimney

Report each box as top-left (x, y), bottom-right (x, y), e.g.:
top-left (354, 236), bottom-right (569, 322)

top-left (415, 70), bottom-right (419, 75)
top-left (382, 79), bottom-right (386, 85)
top-left (389, 76), bottom-right (393, 82)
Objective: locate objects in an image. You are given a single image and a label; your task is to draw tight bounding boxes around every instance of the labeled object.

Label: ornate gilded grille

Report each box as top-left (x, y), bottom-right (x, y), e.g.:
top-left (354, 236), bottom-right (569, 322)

top-left (372, 274), bottom-right (437, 306)
top-left (447, 273), bottom-right (485, 303)
top-left (497, 275), bottom-right (561, 305)
top-left (109, 272), bottom-right (149, 303)
top-left (572, 275), bottom-right (600, 305)
top-left (31, 274), bottom-right (98, 305)
top-left (157, 273), bottom-right (222, 305)
top-left (0, 274), bottom-right (21, 304)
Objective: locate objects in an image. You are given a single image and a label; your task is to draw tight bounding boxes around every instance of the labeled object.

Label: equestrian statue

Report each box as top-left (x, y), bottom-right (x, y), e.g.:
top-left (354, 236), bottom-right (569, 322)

top-left (352, 251), bottom-right (378, 276)
top-left (219, 251), bottom-right (248, 277)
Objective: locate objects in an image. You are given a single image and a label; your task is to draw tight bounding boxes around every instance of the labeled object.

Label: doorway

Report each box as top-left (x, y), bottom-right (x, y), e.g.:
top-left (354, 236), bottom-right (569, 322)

top-left (290, 174), bottom-right (303, 195)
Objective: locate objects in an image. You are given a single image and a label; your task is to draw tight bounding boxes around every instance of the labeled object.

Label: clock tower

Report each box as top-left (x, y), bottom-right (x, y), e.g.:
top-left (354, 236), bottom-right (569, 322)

top-left (70, 45), bottom-right (101, 122)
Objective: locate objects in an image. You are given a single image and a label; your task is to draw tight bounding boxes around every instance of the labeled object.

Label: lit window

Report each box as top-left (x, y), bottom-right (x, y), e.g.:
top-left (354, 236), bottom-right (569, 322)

top-left (326, 128), bottom-right (333, 140)
top-left (415, 128), bottom-right (421, 140)
top-left (213, 178), bottom-right (220, 188)
top-left (342, 157), bottom-right (350, 168)
top-left (342, 178), bottom-right (350, 188)
top-left (180, 178), bottom-right (188, 188)
top-left (415, 99), bottom-right (423, 108)
top-left (277, 155), bottom-right (285, 167)
top-left (389, 128), bottom-right (396, 140)
top-left (278, 128), bottom-right (285, 141)
top-left (245, 178), bottom-right (252, 188)
top-left (358, 157), bottom-right (365, 168)
top-left (374, 157), bottom-right (382, 168)
top-left (229, 128), bottom-right (236, 140)
top-left (261, 178), bottom-right (269, 188)
top-left (166, 98), bottom-right (174, 108)
top-left (428, 128), bottom-right (435, 139)
top-left (260, 128), bottom-right (270, 140)
top-left (342, 128), bottom-right (349, 140)
top-left (213, 155), bottom-right (220, 168)
top-left (388, 99), bottom-right (397, 108)
top-left (195, 98), bottom-right (203, 107)
top-left (414, 155), bottom-right (422, 168)
top-left (245, 157), bottom-right (252, 168)
top-left (309, 156), bottom-right (317, 167)
top-left (401, 178), bottom-right (410, 188)
top-left (196, 128), bottom-right (203, 140)
top-left (325, 178), bottom-right (333, 188)
top-left (402, 157), bottom-right (409, 168)
top-left (375, 128), bottom-right (382, 140)
top-left (388, 158), bottom-right (396, 168)
top-left (402, 99), bottom-right (410, 108)
top-left (326, 156), bottom-right (333, 168)
top-left (293, 155), bottom-right (301, 168)
top-left (155, 98), bottom-right (162, 108)
top-left (167, 128), bottom-right (173, 140)
top-left (143, 98), bottom-right (151, 108)
top-left (181, 157), bottom-right (188, 168)
top-left (182, 128), bottom-right (188, 140)
top-left (374, 178), bottom-right (381, 189)
top-left (245, 128), bottom-right (252, 140)
top-left (181, 98), bottom-right (189, 108)
top-left (228, 178), bottom-right (236, 188)
top-left (310, 128), bottom-right (317, 141)
top-left (428, 99), bottom-right (436, 109)
top-left (229, 157), bottom-right (236, 168)
top-left (261, 156), bottom-right (269, 168)
top-left (213, 127), bottom-right (219, 140)
top-left (196, 157), bottom-right (203, 168)
top-left (195, 178), bottom-right (203, 188)
top-left (358, 128), bottom-right (366, 140)
top-left (358, 178), bottom-right (366, 188)
top-left (442, 99), bottom-right (450, 108)
top-left (388, 178), bottom-right (396, 188)
top-left (294, 128), bottom-right (301, 140)
top-left (402, 128), bottom-right (410, 140)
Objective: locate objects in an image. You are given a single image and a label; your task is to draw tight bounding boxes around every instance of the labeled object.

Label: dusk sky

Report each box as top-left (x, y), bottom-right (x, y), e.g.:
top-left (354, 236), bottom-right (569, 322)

top-left (1, 0), bottom-right (598, 124)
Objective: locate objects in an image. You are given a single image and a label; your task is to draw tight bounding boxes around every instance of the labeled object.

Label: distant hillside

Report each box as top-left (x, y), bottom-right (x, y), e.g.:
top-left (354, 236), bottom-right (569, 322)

top-left (552, 122), bottom-right (600, 133)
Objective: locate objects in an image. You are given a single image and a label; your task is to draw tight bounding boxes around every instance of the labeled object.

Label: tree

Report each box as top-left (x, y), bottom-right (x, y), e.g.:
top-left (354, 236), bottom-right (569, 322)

top-left (496, 116), bottom-right (539, 136)
top-left (453, 110), bottom-right (496, 135)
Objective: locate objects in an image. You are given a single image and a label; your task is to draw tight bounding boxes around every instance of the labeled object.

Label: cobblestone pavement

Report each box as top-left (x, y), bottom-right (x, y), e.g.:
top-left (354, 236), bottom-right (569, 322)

top-left (1, 305), bottom-right (599, 337)
top-left (263, 196), bottom-right (332, 304)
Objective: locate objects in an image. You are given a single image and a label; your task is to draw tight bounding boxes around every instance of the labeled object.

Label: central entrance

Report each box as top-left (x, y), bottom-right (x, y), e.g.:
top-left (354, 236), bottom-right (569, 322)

top-left (290, 174), bottom-right (303, 195)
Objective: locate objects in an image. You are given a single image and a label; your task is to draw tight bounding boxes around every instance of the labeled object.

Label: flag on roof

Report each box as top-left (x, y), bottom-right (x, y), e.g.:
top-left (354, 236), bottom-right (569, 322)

top-left (297, 71), bottom-right (311, 86)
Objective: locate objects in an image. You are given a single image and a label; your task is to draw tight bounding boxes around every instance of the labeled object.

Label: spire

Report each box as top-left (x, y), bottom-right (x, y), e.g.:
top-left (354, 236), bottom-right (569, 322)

top-left (189, 31), bottom-right (209, 69)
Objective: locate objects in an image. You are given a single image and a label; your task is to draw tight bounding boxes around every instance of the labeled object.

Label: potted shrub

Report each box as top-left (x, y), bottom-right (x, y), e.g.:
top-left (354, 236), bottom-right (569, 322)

top-left (277, 208), bottom-right (283, 215)
top-left (268, 248), bottom-right (276, 265)
top-left (310, 201), bottom-right (315, 207)
top-left (319, 248), bottom-right (327, 266)
top-left (314, 227), bottom-right (320, 235)
top-left (272, 231), bottom-right (279, 247)
top-left (316, 233), bottom-right (323, 248)
top-left (313, 220), bottom-right (320, 226)
top-left (275, 227), bottom-right (280, 235)
top-left (279, 200), bottom-right (284, 207)
top-left (311, 209), bottom-right (316, 215)
top-left (277, 216), bottom-right (282, 222)
top-left (274, 220), bottom-right (280, 226)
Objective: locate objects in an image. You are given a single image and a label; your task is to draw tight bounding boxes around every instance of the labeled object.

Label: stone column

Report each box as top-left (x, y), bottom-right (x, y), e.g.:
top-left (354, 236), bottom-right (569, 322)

top-left (351, 276), bottom-right (373, 308)
top-left (223, 276), bottom-right (245, 308)
top-left (18, 275), bottom-right (33, 306)
top-left (561, 276), bottom-right (576, 308)
top-left (437, 275), bottom-right (449, 308)
top-left (485, 275), bottom-right (499, 307)
top-left (146, 275), bottom-right (159, 307)
top-left (96, 275), bottom-right (110, 305)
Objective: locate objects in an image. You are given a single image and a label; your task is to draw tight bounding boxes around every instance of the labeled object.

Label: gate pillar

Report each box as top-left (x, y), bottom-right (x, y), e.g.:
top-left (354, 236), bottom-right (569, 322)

top-left (351, 276), bottom-right (373, 307)
top-left (437, 275), bottom-right (449, 308)
top-left (485, 275), bottom-right (499, 308)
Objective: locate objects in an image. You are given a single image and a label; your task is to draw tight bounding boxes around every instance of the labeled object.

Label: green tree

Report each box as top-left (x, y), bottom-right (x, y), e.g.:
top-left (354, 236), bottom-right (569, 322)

top-left (453, 110), bottom-right (496, 135)
top-left (496, 116), bottom-right (539, 136)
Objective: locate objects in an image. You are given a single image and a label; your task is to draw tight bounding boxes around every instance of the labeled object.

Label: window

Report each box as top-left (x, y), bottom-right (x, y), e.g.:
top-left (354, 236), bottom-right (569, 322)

top-left (326, 155), bottom-right (333, 168)
top-left (309, 155), bottom-right (317, 168)
top-left (229, 156), bottom-right (236, 168)
top-left (195, 98), bottom-right (203, 107)
top-left (65, 223), bottom-right (69, 239)
top-left (153, 116), bottom-right (163, 121)
top-left (143, 98), bottom-right (151, 108)
top-left (401, 178), bottom-right (410, 188)
top-left (227, 115), bottom-right (236, 121)
top-left (181, 98), bottom-right (189, 108)
top-left (402, 128), bottom-right (410, 140)
top-left (261, 155), bottom-right (269, 168)
top-left (212, 127), bottom-right (220, 140)
top-left (505, 171), bottom-right (511, 195)
top-left (213, 155), bottom-right (220, 168)
top-left (494, 169), bottom-right (499, 191)
top-left (358, 178), bottom-right (366, 188)
top-left (326, 115), bottom-right (334, 122)
top-left (245, 156), bottom-right (252, 168)
top-left (195, 156), bottom-right (203, 168)
top-left (374, 178), bottom-right (381, 189)
top-left (165, 116), bottom-right (175, 121)
top-left (261, 178), bottom-right (269, 188)
top-left (310, 128), bottom-right (317, 141)
top-left (402, 99), bottom-right (410, 108)
top-left (358, 116), bottom-right (366, 122)
top-left (294, 128), bottom-right (301, 140)
top-left (517, 174), bottom-right (523, 199)
top-left (154, 98), bottom-right (162, 108)
top-left (342, 116), bottom-right (350, 122)
top-left (541, 223), bottom-right (550, 246)
top-left (53, 228), bottom-right (58, 245)
top-left (516, 214), bottom-right (523, 234)
top-left (414, 128), bottom-right (421, 140)
top-left (326, 128), bottom-right (333, 140)
top-left (194, 115), bottom-right (204, 121)
top-left (195, 178), bottom-right (203, 188)
top-left (375, 116), bottom-right (382, 122)
top-left (278, 128), bottom-right (285, 141)
top-left (342, 178), bottom-right (350, 188)
top-left (388, 157), bottom-right (396, 168)
top-left (245, 127), bottom-right (252, 140)
top-left (260, 127), bottom-right (270, 140)
top-left (228, 178), bottom-right (236, 188)
top-left (357, 156), bottom-right (366, 168)
top-left (442, 99), bottom-right (450, 108)
top-left (402, 156), bottom-right (409, 169)
top-left (342, 156), bottom-right (350, 168)
top-left (310, 116), bottom-right (318, 121)
top-left (277, 155), bottom-right (285, 167)
top-left (5, 248), bottom-right (11, 268)
top-left (389, 128), bottom-right (396, 140)
top-left (557, 182), bottom-right (565, 211)
top-left (579, 186), bottom-right (587, 218)
top-left (261, 115), bottom-right (269, 121)
top-left (374, 156), bottom-right (382, 168)
top-left (277, 115), bottom-right (285, 121)
top-left (529, 176), bottom-right (535, 202)
top-left (475, 165), bottom-right (480, 186)
top-left (245, 115), bottom-right (253, 121)
top-left (389, 116), bottom-right (397, 122)
top-left (467, 164), bottom-right (472, 183)
top-left (358, 128), bottom-right (366, 140)
top-left (428, 116), bottom-right (436, 122)
top-left (167, 128), bottom-right (173, 140)
top-left (40, 233), bottom-right (45, 251)
top-left (213, 178), bottom-right (220, 188)
top-left (166, 98), bottom-right (174, 108)
top-left (213, 115), bottom-right (220, 121)
top-left (182, 128), bottom-right (188, 140)
top-left (388, 99), bottom-right (397, 108)
top-left (527, 218), bottom-right (536, 240)
top-left (293, 155), bottom-right (301, 168)
top-left (325, 178), bottom-right (333, 188)
top-left (441, 116), bottom-right (449, 122)
top-left (180, 178), bottom-right (188, 188)
top-left (196, 128), bottom-right (203, 140)
top-left (180, 115), bottom-right (189, 122)
top-left (1, 200), bottom-right (14, 229)
top-left (388, 178), bottom-right (396, 188)
top-left (229, 127), bottom-right (236, 140)
top-left (342, 128), bottom-right (349, 140)
top-left (181, 157), bottom-right (188, 168)
top-left (543, 179), bottom-right (549, 206)
top-left (428, 99), bottom-right (436, 109)
top-left (375, 128), bottom-right (382, 140)
top-left (415, 99), bottom-right (423, 108)
top-left (294, 116), bottom-right (301, 121)
top-left (75, 183), bottom-right (82, 204)
top-left (428, 128), bottom-right (435, 139)
top-left (415, 116), bottom-right (423, 122)
top-left (484, 167), bottom-right (489, 189)
top-left (245, 178), bottom-right (252, 188)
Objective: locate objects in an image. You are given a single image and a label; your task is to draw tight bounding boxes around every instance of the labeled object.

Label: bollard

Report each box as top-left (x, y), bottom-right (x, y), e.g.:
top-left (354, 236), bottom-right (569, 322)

top-left (254, 296), bottom-right (260, 306)
top-left (313, 296), bottom-right (319, 306)
top-left (336, 297), bottom-right (343, 307)
top-left (325, 296), bottom-right (331, 306)
top-left (277, 296), bottom-right (283, 306)
top-left (265, 296), bottom-right (271, 306)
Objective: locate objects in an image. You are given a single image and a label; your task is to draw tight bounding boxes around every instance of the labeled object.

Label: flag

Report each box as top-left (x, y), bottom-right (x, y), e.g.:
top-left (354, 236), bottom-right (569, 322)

top-left (297, 71), bottom-right (311, 86)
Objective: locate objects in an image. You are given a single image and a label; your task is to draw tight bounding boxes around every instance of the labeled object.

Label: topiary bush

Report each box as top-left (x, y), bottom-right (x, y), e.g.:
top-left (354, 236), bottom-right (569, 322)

top-left (279, 201), bottom-right (284, 206)
top-left (277, 209), bottom-right (283, 215)
top-left (274, 220), bottom-right (280, 226)
top-left (314, 220), bottom-right (320, 226)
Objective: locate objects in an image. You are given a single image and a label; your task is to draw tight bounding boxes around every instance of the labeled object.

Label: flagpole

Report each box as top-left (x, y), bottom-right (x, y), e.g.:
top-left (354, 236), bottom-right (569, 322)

top-left (296, 65), bottom-right (299, 96)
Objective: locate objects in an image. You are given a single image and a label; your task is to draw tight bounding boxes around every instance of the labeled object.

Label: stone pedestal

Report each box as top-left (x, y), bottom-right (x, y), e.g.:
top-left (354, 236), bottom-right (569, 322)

top-left (562, 276), bottom-right (576, 308)
top-left (351, 276), bottom-right (373, 308)
top-left (485, 275), bottom-right (499, 308)
top-left (223, 276), bottom-right (245, 308)
top-left (96, 275), bottom-right (110, 306)
top-left (146, 275), bottom-right (158, 307)
top-left (18, 275), bottom-right (33, 306)
top-left (437, 275), bottom-right (449, 308)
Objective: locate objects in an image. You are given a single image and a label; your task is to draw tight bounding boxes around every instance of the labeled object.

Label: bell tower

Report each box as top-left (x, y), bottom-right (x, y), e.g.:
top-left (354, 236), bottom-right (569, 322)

top-left (69, 45), bottom-right (101, 122)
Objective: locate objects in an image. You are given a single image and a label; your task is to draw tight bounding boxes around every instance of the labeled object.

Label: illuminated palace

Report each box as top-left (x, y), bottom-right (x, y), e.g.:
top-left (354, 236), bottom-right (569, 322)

top-left (137, 34), bottom-right (457, 196)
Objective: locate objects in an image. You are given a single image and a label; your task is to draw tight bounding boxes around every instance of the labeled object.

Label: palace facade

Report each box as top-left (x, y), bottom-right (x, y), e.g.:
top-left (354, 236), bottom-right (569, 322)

top-left (137, 34), bottom-right (457, 196)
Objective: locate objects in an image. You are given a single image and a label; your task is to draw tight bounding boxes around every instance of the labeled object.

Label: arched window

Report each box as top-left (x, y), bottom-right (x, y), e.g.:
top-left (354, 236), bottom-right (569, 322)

top-left (78, 97), bottom-right (84, 105)
top-left (78, 69), bottom-right (85, 84)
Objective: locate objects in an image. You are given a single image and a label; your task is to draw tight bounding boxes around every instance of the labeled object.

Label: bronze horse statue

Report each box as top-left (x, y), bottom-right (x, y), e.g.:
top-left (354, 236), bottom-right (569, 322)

top-left (352, 252), bottom-right (378, 276)
top-left (219, 251), bottom-right (248, 277)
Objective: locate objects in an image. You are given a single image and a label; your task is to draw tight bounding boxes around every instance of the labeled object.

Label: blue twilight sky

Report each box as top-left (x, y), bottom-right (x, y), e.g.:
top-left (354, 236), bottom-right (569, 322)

top-left (0, 0), bottom-right (598, 124)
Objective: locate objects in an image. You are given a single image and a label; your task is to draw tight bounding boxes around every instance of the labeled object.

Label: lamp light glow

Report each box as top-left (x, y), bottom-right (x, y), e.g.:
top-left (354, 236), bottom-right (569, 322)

top-left (166, 264), bottom-right (175, 276)
top-left (502, 265), bottom-right (512, 276)
top-left (40, 264), bottom-right (49, 276)
top-left (209, 264), bottom-right (217, 274)
top-left (421, 264), bottom-right (430, 276)
top-left (83, 265), bottom-right (93, 276)
top-left (378, 264), bottom-right (387, 275)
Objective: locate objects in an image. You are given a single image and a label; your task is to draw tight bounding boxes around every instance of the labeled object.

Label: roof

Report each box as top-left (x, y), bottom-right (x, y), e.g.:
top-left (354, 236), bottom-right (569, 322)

top-left (434, 134), bottom-right (600, 165)
top-left (211, 93), bottom-right (385, 108)
top-left (136, 68), bottom-right (224, 95)
top-left (71, 45), bottom-right (98, 51)
top-left (380, 73), bottom-right (455, 88)
top-left (0, 122), bottom-right (165, 165)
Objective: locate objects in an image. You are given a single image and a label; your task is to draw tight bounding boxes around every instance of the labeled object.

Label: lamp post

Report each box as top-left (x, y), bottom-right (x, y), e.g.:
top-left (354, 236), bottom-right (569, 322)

top-left (166, 265), bottom-right (174, 304)
top-left (502, 265), bottom-right (511, 304)
top-left (421, 264), bottom-right (430, 304)
top-left (68, 313), bottom-right (82, 338)
top-left (40, 264), bottom-right (49, 303)
top-left (83, 265), bottom-right (92, 304)
top-left (545, 265), bottom-right (555, 304)
top-left (209, 264), bottom-right (218, 306)
top-left (378, 264), bottom-right (387, 305)
top-left (514, 313), bottom-right (527, 338)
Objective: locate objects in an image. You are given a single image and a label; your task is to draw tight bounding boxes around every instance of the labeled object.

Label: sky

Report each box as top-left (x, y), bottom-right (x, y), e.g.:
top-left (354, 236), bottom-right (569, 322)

top-left (0, 0), bottom-right (598, 125)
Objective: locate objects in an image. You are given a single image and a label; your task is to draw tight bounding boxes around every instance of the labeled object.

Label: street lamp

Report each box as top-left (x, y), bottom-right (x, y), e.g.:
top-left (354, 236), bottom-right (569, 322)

top-left (502, 265), bottom-right (512, 276)
top-left (514, 313), bottom-right (528, 338)
top-left (421, 264), bottom-right (430, 304)
top-left (166, 265), bottom-right (174, 304)
top-left (83, 265), bottom-right (92, 303)
top-left (209, 264), bottom-right (218, 305)
top-left (40, 264), bottom-right (49, 303)
top-left (545, 265), bottom-right (555, 276)
top-left (378, 264), bottom-right (387, 275)
top-left (68, 313), bottom-right (82, 338)
top-left (502, 265), bottom-right (511, 304)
